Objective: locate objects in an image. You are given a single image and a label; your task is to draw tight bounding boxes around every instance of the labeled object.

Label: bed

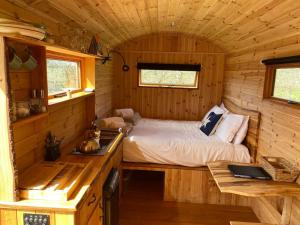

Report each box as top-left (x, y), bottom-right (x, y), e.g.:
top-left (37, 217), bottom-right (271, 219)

top-left (121, 98), bottom-right (261, 205)
top-left (123, 118), bottom-right (251, 167)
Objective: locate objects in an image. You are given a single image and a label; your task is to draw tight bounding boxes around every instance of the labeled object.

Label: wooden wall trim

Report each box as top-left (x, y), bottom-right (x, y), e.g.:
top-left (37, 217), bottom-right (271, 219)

top-left (0, 36), bottom-right (17, 201)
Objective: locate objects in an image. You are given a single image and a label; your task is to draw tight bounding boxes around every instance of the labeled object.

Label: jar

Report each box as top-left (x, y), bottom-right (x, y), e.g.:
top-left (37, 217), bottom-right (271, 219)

top-left (16, 101), bottom-right (30, 118)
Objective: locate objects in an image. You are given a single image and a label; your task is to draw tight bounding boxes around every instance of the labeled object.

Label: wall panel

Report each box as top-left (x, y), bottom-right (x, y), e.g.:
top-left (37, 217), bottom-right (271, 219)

top-left (13, 97), bottom-right (89, 173)
top-left (224, 33), bottom-right (300, 225)
top-left (113, 33), bottom-right (225, 121)
top-left (95, 60), bottom-right (114, 118)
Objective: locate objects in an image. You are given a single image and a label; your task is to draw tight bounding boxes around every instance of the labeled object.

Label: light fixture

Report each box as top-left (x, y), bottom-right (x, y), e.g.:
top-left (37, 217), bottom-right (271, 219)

top-left (101, 50), bottom-right (130, 72)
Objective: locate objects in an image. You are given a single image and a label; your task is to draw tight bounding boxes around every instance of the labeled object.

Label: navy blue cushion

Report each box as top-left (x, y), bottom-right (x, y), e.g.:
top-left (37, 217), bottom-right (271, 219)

top-left (200, 112), bottom-right (223, 136)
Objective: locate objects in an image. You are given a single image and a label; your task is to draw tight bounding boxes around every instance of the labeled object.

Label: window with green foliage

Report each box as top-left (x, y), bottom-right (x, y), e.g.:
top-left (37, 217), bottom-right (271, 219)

top-left (139, 69), bottom-right (198, 88)
top-left (272, 68), bottom-right (300, 102)
top-left (47, 58), bottom-right (81, 95)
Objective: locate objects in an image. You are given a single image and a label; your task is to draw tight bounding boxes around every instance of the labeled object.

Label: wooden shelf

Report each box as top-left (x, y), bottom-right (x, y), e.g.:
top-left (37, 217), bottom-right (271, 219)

top-left (12, 112), bottom-right (48, 128)
top-left (48, 92), bottom-right (94, 106)
top-left (207, 161), bottom-right (300, 197)
top-left (208, 161), bottom-right (300, 225)
top-left (2, 33), bottom-right (99, 59)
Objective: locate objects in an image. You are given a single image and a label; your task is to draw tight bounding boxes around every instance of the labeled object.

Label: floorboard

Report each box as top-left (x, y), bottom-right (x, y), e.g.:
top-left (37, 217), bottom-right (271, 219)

top-left (119, 171), bottom-right (260, 225)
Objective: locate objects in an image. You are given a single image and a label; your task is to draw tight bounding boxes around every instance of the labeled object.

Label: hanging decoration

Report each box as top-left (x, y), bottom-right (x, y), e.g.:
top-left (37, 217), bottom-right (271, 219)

top-left (88, 35), bottom-right (103, 56)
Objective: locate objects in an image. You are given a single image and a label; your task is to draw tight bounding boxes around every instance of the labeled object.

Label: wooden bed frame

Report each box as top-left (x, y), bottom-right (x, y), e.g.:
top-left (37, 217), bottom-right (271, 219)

top-left (121, 98), bottom-right (261, 205)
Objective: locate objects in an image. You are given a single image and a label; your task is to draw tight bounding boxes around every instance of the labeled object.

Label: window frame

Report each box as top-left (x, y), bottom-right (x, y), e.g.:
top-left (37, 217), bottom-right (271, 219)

top-left (264, 62), bottom-right (300, 104)
top-left (138, 69), bottom-right (199, 89)
top-left (46, 51), bottom-right (85, 99)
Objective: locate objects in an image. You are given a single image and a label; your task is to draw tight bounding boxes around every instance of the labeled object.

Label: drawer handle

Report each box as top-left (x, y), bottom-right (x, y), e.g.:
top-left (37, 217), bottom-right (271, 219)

top-left (88, 193), bottom-right (97, 206)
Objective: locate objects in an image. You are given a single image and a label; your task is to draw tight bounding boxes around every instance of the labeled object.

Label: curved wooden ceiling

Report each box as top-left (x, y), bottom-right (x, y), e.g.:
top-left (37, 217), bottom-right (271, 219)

top-left (7, 0), bottom-right (300, 52)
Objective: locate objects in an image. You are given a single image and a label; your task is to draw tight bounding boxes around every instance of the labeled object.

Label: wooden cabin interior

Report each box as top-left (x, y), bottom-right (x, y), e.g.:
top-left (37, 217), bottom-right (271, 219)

top-left (1, 1), bottom-right (300, 225)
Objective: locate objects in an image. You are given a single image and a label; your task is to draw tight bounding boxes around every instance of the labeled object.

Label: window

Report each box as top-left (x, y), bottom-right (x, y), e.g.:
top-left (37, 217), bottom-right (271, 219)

top-left (47, 58), bottom-right (81, 95)
top-left (137, 63), bottom-right (200, 89)
top-left (273, 68), bottom-right (300, 102)
top-left (264, 63), bottom-right (300, 103)
top-left (139, 69), bottom-right (198, 88)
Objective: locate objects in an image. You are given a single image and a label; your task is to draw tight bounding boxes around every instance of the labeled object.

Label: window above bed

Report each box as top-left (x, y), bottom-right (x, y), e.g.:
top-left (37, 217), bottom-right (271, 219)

top-left (263, 55), bottom-right (300, 104)
top-left (137, 63), bottom-right (200, 89)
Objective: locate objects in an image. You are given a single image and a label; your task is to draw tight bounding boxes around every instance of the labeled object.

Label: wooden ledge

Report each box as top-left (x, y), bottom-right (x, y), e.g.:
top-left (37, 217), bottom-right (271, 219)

top-left (48, 92), bottom-right (94, 106)
top-left (122, 162), bottom-right (207, 171)
top-left (207, 161), bottom-right (300, 197)
top-left (230, 222), bottom-right (276, 225)
top-left (12, 112), bottom-right (48, 128)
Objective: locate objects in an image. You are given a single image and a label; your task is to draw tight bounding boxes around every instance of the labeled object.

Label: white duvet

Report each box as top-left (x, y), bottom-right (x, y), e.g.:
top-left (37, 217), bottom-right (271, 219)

top-left (123, 118), bottom-right (250, 167)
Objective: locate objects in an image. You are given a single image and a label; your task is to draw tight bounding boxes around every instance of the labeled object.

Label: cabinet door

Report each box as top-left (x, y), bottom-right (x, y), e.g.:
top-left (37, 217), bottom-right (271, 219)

top-left (87, 200), bottom-right (102, 225)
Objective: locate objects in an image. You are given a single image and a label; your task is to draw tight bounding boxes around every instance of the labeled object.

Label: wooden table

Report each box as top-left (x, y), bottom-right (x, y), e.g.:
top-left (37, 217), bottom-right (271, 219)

top-left (207, 161), bottom-right (300, 225)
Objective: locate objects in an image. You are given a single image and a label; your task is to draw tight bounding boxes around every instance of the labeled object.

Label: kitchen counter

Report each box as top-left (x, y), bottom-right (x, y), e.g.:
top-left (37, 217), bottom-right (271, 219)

top-left (0, 132), bottom-right (124, 212)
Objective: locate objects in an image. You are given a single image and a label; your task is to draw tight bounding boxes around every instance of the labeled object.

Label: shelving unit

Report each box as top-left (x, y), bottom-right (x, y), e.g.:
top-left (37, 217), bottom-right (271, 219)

top-left (7, 37), bottom-right (48, 124)
top-left (0, 33), bottom-right (98, 203)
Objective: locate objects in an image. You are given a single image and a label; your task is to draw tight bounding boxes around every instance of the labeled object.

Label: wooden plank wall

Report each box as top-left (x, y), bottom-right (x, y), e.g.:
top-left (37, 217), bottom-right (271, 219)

top-left (113, 33), bottom-right (225, 121)
top-left (13, 97), bottom-right (89, 173)
top-left (224, 34), bottom-right (300, 225)
top-left (95, 60), bottom-right (114, 118)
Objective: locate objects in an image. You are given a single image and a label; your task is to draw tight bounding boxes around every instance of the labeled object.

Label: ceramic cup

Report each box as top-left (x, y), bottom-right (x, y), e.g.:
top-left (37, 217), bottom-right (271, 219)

top-left (9, 53), bottom-right (22, 70)
top-left (23, 54), bottom-right (38, 70)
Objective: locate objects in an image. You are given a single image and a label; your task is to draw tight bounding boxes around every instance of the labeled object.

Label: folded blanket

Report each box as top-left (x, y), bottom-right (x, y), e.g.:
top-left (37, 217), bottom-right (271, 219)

top-left (113, 108), bottom-right (134, 120)
top-left (99, 117), bottom-right (126, 129)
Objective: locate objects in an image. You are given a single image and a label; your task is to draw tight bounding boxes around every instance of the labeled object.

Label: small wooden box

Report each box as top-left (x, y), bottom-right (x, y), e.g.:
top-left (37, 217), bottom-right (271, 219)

top-left (261, 156), bottom-right (299, 182)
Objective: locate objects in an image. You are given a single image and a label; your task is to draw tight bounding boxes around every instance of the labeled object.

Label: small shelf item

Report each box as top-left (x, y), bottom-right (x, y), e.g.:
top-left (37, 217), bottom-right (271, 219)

top-left (45, 132), bottom-right (63, 161)
top-left (260, 156), bottom-right (300, 182)
top-left (19, 161), bottom-right (93, 201)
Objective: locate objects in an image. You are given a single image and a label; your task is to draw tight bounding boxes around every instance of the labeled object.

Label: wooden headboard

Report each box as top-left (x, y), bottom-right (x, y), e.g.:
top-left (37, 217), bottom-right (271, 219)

top-left (223, 98), bottom-right (261, 162)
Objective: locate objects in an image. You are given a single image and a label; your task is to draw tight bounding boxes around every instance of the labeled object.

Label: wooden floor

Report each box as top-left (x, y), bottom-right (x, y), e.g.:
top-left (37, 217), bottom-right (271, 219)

top-left (119, 171), bottom-right (259, 225)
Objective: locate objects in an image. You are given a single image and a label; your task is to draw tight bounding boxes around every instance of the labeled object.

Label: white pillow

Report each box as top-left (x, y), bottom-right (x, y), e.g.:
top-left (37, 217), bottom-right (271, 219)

top-left (215, 113), bottom-right (244, 143)
top-left (220, 102), bottom-right (229, 113)
top-left (202, 105), bottom-right (224, 122)
top-left (232, 116), bottom-right (249, 144)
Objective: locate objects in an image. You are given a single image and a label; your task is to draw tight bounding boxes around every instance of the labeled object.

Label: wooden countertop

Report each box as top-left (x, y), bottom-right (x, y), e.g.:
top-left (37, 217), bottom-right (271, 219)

top-left (0, 132), bottom-right (123, 212)
top-left (207, 161), bottom-right (300, 197)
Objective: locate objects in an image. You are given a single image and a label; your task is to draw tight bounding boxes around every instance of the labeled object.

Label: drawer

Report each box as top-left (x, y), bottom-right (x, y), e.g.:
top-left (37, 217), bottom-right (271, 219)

top-left (79, 177), bottom-right (102, 225)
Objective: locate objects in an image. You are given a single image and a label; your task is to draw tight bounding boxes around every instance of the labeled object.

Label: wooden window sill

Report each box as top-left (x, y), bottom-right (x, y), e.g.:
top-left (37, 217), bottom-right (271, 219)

top-left (263, 98), bottom-right (300, 109)
top-left (48, 92), bottom-right (94, 106)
